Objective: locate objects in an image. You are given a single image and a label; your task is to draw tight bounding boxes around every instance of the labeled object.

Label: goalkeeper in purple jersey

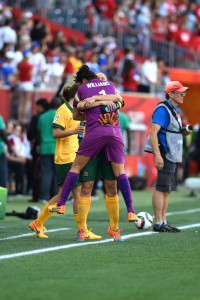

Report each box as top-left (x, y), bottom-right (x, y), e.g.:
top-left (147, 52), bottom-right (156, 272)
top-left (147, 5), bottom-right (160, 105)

top-left (49, 65), bottom-right (138, 240)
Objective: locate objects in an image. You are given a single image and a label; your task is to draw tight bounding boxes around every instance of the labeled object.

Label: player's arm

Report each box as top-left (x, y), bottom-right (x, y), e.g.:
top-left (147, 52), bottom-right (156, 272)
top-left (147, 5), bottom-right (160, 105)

top-left (149, 123), bottom-right (163, 170)
top-left (82, 94), bottom-right (122, 109)
top-left (53, 126), bottom-right (84, 138)
top-left (77, 100), bottom-right (116, 111)
top-left (86, 93), bottom-right (122, 102)
top-left (73, 107), bottom-right (86, 121)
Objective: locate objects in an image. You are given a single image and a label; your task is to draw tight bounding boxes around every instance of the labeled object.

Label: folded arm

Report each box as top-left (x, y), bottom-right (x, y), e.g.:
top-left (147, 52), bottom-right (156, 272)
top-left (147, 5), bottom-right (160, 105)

top-left (80, 94), bottom-right (122, 110)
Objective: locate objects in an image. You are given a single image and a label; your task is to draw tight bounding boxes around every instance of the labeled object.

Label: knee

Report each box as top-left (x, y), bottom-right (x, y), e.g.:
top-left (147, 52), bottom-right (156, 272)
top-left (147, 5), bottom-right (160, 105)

top-left (104, 180), bottom-right (117, 197)
top-left (81, 181), bottom-right (94, 197)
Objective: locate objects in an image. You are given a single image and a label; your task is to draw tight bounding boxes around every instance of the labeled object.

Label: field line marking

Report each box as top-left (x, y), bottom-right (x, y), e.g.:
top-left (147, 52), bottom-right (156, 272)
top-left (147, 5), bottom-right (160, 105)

top-left (165, 208), bottom-right (200, 217)
top-left (0, 207), bottom-right (200, 241)
top-left (0, 228), bottom-right (71, 241)
top-left (0, 223), bottom-right (200, 261)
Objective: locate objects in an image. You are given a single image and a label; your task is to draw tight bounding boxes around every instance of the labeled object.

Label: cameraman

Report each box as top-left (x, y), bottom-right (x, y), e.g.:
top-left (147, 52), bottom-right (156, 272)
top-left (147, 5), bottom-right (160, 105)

top-left (145, 81), bottom-right (192, 232)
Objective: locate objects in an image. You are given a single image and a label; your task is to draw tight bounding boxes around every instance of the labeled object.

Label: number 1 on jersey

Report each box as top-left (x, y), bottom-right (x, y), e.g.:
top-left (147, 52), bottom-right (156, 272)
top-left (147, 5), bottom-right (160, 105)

top-left (99, 89), bottom-right (106, 95)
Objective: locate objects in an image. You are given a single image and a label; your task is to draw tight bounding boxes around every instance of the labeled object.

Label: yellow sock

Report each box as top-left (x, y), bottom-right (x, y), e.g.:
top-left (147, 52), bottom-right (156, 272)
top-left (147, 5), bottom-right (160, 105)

top-left (74, 213), bottom-right (79, 228)
top-left (35, 203), bottom-right (52, 227)
top-left (78, 196), bottom-right (91, 231)
top-left (106, 194), bottom-right (119, 231)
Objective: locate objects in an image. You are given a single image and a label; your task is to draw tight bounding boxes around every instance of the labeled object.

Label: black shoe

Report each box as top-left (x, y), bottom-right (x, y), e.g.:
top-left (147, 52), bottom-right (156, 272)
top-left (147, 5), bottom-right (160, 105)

top-left (164, 222), bottom-right (181, 232)
top-left (153, 223), bottom-right (167, 232)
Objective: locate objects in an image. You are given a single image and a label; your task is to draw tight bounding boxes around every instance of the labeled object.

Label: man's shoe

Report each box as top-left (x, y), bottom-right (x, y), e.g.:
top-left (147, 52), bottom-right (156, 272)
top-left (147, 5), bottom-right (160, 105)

top-left (153, 222), bottom-right (180, 233)
top-left (128, 212), bottom-right (139, 222)
top-left (48, 204), bottom-right (65, 214)
top-left (107, 226), bottom-right (124, 242)
top-left (165, 222), bottom-right (181, 232)
top-left (153, 222), bottom-right (167, 232)
top-left (29, 220), bottom-right (48, 238)
top-left (75, 228), bottom-right (86, 242)
top-left (85, 229), bottom-right (102, 240)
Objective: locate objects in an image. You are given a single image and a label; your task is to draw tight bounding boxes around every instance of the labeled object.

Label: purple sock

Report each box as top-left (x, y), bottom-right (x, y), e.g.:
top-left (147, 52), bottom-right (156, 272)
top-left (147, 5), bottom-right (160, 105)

top-left (117, 174), bottom-right (134, 213)
top-left (58, 172), bottom-right (78, 206)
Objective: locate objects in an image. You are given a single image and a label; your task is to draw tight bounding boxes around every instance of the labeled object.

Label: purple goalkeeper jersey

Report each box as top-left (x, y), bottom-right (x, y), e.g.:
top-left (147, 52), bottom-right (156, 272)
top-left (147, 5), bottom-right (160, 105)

top-left (73, 79), bottom-right (125, 163)
top-left (73, 79), bottom-right (120, 133)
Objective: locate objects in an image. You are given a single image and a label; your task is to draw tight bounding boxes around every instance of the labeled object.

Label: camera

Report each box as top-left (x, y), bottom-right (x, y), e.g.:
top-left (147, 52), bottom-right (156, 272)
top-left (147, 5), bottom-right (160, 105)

top-left (180, 125), bottom-right (193, 133)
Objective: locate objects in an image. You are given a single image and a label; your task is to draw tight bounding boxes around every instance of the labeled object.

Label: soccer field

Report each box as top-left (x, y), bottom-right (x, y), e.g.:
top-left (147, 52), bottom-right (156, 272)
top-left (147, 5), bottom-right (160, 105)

top-left (0, 187), bottom-right (200, 300)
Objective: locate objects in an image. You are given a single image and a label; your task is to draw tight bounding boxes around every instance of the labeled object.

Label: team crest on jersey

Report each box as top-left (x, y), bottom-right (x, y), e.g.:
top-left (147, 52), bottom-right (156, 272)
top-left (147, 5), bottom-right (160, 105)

top-left (83, 171), bottom-right (89, 177)
top-left (54, 115), bottom-right (60, 122)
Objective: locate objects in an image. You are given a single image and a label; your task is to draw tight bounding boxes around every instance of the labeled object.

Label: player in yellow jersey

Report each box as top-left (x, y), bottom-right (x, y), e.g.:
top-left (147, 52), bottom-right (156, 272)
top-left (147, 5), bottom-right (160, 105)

top-left (29, 84), bottom-right (101, 239)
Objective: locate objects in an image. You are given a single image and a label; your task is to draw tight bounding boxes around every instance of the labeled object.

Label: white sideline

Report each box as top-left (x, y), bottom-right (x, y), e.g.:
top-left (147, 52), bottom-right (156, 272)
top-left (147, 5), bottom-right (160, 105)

top-left (0, 228), bottom-right (71, 241)
top-left (1, 208), bottom-right (200, 241)
top-left (166, 208), bottom-right (200, 217)
top-left (0, 223), bottom-right (200, 261)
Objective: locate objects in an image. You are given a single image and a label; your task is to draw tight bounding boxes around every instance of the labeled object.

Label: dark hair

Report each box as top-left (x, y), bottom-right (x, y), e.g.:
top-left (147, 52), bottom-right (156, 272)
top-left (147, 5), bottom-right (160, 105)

top-left (62, 83), bottom-right (79, 101)
top-left (74, 65), bottom-right (97, 84)
top-left (36, 98), bottom-right (49, 111)
top-left (165, 93), bottom-right (170, 100)
top-left (50, 97), bottom-right (63, 109)
top-left (124, 45), bottom-right (134, 55)
top-left (122, 58), bottom-right (135, 81)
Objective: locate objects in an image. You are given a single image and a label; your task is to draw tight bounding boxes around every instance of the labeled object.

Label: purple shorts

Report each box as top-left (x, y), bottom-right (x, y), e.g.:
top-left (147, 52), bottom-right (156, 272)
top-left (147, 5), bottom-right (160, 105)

top-left (77, 126), bottom-right (125, 164)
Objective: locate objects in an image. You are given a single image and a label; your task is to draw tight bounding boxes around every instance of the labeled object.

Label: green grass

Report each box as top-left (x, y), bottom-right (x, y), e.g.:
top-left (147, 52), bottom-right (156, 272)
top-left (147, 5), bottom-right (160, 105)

top-left (0, 187), bottom-right (200, 300)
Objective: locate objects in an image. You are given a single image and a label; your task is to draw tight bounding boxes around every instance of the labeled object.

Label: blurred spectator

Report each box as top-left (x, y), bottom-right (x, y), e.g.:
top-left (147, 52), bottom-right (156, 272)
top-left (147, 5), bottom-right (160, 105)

top-left (37, 97), bottom-right (62, 202)
top-left (121, 57), bottom-right (139, 92)
top-left (94, 0), bottom-right (117, 36)
top-left (21, 124), bottom-right (33, 194)
top-left (175, 22), bottom-right (192, 49)
top-left (191, 26), bottom-right (200, 56)
top-left (0, 50), bottom-right (15, 86)
top-left (62, 47), bottom-right (82, 86)
top-left (158, 0), bottom-right (176, 17)
top-left (0, 18), bottom-right (17, 51)
top-left (17, 49), bottom-right (33, 124)
top-left (30, 19), bottom-right (47, 42)
top-left (27, 98), bottom-right (49, 202)
top-left (29, 41), bottom-right (47, 88)
top-left (0, 114), bottom-right (12, 188)
top-left (113, 4), bottom-right (129, 38)
top-left (50, 30), bottom-right (66, 49)
top-left (11, 44), bottom-right (24, 69)
top-left (86, 53), bottom-right (101, 74)
top-left (138, 52), bottom-right (158, 93)
top-left (151, 14), bottom-right (167, 41)
top-left (6, 123), bottom-right (26, 195)
top-left (44, 56), bottom-right (64, 89)
top-left (167, 15), bottom-right (179, 41)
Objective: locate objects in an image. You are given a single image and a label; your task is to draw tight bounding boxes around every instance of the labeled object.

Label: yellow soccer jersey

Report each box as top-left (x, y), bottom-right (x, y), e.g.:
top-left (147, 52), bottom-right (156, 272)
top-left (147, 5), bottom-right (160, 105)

top-left (53, 101), bottom-right (80, 164)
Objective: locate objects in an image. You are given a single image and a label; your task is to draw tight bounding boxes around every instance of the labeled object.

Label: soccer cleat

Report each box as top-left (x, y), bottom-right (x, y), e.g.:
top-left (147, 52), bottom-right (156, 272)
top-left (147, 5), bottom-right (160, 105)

top-left (153, 223), bottom-right (167, 232)
top-left (29, 220), bottom-right (48, 238)
top-left (48, 204), bottom-right (65, 214)
top-left (85, 229), bottom-right (102, 240)
top-left (153, 222), bottom-right (180, 233)
top-left (165, 222), bottom-right (181, 232)
top-left (128, 212), bottom-right (139, 222)
top-left (107, 226), bottom-right (124, 242)
top-left (75, 228), bottom-right (86, 242)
